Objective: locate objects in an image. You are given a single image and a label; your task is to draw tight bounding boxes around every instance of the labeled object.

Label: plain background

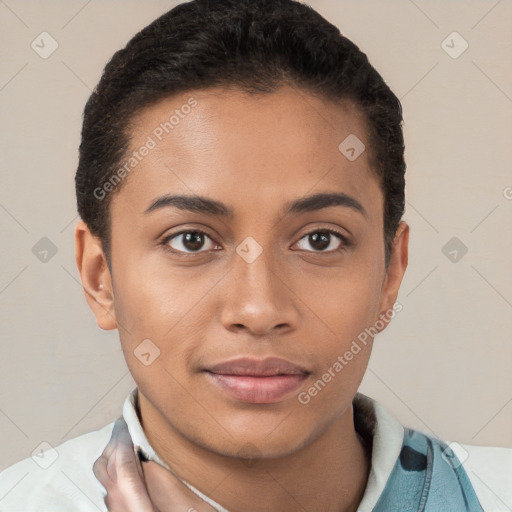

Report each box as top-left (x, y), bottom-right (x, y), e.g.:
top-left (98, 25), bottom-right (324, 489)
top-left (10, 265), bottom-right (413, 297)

top-left (0, 0), bottom-right (511, 471)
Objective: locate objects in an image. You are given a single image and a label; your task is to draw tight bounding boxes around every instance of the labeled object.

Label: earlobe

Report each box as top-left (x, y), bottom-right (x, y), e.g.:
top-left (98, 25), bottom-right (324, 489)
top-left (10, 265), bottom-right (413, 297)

top-left (377, 221), bottom-right (409, 328)
top-left (74, 221), bottom-right (118, 331)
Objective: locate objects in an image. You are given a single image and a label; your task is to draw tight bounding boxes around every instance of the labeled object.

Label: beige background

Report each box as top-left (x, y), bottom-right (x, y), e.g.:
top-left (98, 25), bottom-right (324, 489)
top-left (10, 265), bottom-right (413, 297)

top-left (0, 0), bottom-right (511, 471)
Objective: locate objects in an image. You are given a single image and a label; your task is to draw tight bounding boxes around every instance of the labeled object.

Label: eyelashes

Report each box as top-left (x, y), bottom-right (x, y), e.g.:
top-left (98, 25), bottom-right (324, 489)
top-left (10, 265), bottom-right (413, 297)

top-left (161, 229), bottom-right (218, 254)
top-left (160, 228), bottom-right (351, 256)
top-left (294, 229), bottom-right (350, 253)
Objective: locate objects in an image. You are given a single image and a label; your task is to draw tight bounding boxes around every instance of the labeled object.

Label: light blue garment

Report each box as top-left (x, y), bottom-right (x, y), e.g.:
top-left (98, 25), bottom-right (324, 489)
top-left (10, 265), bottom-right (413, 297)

top-left (373, 428), bottom-right (483, 511)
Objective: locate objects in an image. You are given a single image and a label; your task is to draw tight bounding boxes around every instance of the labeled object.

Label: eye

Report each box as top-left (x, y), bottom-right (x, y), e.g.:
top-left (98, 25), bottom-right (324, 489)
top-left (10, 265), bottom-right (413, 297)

top-left (294, 229), bottom-right (348, 252)
top-left (162, 230), bottom-right (218, 254)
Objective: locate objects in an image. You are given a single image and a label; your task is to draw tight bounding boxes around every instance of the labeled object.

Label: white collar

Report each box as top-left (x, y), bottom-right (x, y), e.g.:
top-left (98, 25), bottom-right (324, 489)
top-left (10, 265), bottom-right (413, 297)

top-left (353, 393), bottom-right (404, 511)
top-left (122, 388), bottom-right (404, 512)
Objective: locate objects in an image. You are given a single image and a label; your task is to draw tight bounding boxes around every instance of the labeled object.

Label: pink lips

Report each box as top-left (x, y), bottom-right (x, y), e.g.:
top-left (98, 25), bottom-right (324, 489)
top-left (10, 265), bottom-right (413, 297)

top-left (204, 357), bottom-right (310, 404)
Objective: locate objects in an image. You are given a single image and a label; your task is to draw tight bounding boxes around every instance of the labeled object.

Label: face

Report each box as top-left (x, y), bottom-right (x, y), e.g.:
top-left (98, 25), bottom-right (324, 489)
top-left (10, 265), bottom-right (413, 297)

top-left (78, 85), bottom-right (408, 460)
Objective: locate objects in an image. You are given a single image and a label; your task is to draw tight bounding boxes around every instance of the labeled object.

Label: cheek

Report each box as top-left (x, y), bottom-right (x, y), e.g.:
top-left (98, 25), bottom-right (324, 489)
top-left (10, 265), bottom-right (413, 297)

top-left (112, 250), bottom-right (218, 337)
top-left (111, 258), bottom-right (219, 389)
top-left (294, 273), bottom-right (380, 413)
top-left (295, 261), bottom-right (383, 343)
top-left (290, 259), bottom-right (383, 401)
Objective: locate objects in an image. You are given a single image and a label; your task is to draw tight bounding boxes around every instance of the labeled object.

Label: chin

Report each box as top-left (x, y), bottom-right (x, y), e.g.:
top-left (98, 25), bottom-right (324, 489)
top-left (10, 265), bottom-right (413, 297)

top-left (199, 414), bottom-right (320, 461)
top-left (206, 434), bottom-right (309, 462)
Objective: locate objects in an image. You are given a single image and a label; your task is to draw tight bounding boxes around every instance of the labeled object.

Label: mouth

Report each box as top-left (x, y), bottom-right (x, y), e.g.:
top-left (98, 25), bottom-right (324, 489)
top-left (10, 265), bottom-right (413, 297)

top-left (203, 357), bottom-right (311, 404)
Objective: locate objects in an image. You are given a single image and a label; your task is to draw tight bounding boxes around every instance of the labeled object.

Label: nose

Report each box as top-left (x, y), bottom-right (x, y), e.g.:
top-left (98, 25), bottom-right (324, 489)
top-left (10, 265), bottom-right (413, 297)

top-left (220, 244), bottom-right (300, 337)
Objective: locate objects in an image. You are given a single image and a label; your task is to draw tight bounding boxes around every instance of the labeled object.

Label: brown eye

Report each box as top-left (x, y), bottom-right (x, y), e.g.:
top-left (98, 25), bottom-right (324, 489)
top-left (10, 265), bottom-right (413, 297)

top-left (165, 230), bottom-right (217, 253)
top-left (295, 230), bottom-right (346, 252)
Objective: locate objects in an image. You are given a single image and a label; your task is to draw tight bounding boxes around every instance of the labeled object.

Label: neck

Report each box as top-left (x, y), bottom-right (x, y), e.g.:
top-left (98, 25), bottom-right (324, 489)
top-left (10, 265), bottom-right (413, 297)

top-left (139, 393), bottom-right (370, 512)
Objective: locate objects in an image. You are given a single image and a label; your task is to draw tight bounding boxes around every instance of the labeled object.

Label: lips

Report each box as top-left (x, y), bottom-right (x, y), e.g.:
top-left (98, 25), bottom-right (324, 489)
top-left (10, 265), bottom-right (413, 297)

top-left (204, 357), bottom-right (310, 403)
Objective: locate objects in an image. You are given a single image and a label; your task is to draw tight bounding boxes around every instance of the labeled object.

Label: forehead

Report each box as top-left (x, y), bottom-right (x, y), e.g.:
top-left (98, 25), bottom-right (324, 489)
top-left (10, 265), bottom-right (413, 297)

top-left (110, 85), bottom-right (382, 222)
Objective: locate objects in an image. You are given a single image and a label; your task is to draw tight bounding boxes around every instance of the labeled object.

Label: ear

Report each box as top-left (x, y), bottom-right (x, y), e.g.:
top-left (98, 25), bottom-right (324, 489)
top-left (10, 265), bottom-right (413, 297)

top-left (74, 220), bottom-right (117, 331)
top-left (376, 221), bottom-right (409, 329)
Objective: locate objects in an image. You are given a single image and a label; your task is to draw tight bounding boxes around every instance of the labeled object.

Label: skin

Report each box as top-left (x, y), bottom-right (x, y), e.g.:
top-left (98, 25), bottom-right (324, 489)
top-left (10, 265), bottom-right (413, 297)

top-left (75, 84), bottom-right (409, 512)
top-left (92, 418), bottom-right (217, 511)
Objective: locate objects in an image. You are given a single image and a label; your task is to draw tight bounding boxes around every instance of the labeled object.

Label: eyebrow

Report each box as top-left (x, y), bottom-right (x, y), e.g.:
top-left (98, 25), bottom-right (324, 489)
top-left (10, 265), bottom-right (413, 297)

top-left (144, 192), bottom-right (367, 219)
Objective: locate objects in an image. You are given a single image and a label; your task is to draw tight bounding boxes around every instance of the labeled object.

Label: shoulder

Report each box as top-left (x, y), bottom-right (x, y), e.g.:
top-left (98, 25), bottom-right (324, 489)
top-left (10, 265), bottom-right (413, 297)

top-left (452, 441), bottom-right (512, 511)
top-left (0, 421), bottom-right (115, 512)
top-left (378, 428), bottom-right (512, 511)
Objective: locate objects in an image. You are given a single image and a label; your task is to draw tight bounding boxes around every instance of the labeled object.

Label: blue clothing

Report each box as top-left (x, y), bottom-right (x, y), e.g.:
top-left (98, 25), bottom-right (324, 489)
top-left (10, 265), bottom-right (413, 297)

top-left (374, 429), bottom-right (483, 511)
top-left (0, 389), bottom-right (510, 511)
